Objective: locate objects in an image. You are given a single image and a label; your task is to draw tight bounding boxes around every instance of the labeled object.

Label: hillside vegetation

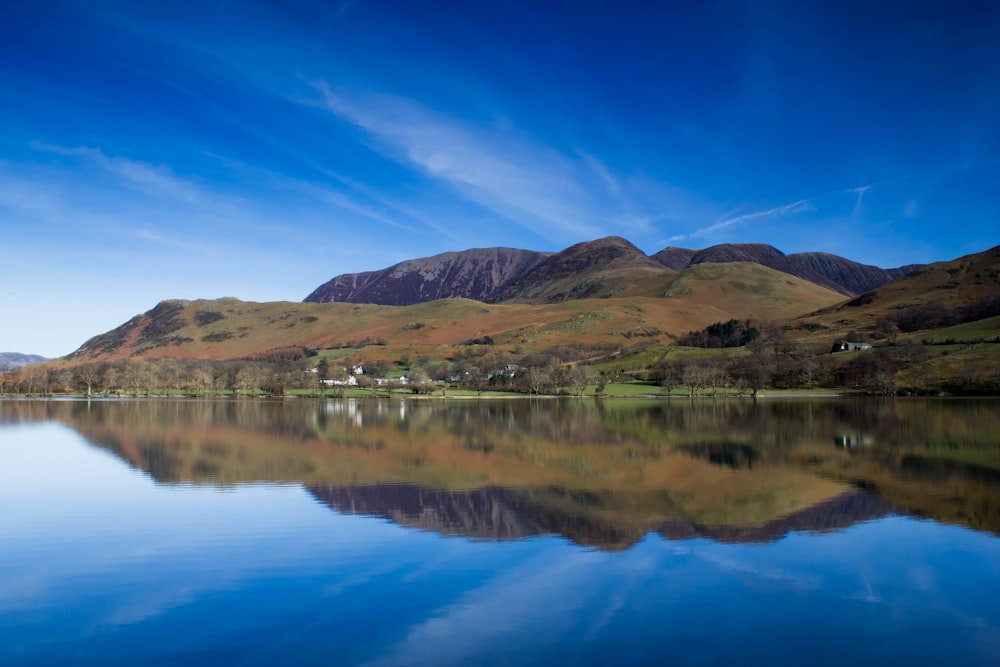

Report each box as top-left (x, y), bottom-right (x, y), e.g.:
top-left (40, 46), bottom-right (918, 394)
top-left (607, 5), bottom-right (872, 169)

top-left (62, 260), bottom-right (844, 365)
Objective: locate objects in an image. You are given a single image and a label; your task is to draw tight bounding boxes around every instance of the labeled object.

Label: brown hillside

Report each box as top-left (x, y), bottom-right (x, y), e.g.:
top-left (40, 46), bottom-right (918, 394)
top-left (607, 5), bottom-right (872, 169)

top-left (62, 262), bottom-right (844, 364)
top-left (652, 242), bottom-right (920, 296)
top-left (497, 236), bottom-right (669, 302)
top-left (794, 244), bottom-right (1000, 338)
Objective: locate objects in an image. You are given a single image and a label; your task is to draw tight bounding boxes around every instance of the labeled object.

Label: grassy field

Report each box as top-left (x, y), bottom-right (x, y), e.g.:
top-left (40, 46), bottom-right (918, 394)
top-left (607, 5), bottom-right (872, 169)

top-left (906, 315), bottom-right (1000, 343)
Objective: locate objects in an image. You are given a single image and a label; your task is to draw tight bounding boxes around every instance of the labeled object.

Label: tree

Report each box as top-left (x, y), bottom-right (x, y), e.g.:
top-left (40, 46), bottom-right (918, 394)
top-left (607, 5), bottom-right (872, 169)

top-left (408, 368), bottom-right (434, 394)
top-left (682, 361), bottom-right (708, 397)
top-left (122, 360), bottom-right (154, 396)
top-left (189, 366), bottom-right (213, 396)
top-left (730, 359), bottom-right (770, 396)
top-left (524, 366), bottom-right (553, 395)
top-left (22, 365), bottom-right (44, 396)
top-left (234, 365), bottom-right (263, 397)
top-left (75, 365), bottom-right (101, 397)
top-left (102, 367), bottom-right (121, 395)
top-left (566, 366), bottom-right (591, 397)
top-left (159, 359), bottom-right (185, 396)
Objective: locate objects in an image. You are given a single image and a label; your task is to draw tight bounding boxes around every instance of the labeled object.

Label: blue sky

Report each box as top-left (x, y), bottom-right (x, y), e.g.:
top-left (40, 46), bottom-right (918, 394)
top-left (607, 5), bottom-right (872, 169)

top-left (2, 0), bottom-right (999, 357)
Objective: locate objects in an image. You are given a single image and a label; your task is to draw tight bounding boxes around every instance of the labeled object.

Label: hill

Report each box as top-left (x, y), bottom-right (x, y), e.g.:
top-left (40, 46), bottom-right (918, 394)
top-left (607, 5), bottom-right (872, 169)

top-left (652, 243), bottom-right (921, 296)
top-left (793, 244), bottom-right (1000, 339)
top-left (0, 352), bottom-right (47, 371)
top-left (787, 251), bottom-right (921, 294)
top-left (305, 237), bottom-right (919, 307)
top-left (63, 261), bottom-right (844, 364)
top-left (495, 236), bottom-right (671, 302)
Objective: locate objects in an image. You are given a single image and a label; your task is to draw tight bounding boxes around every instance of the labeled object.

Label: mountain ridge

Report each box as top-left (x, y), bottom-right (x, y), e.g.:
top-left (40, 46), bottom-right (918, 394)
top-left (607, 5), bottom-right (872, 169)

top-left (0, 352), bottom-right (48, 371)
top-left (305, 237), bottom-right (923, 306)
top-left (305, 246), bottom-right (550, 305)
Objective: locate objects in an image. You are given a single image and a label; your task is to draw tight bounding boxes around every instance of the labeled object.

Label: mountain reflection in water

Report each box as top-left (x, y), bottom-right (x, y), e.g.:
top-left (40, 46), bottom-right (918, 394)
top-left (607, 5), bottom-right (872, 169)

top-left (2, 396), bottom-right (998, 546)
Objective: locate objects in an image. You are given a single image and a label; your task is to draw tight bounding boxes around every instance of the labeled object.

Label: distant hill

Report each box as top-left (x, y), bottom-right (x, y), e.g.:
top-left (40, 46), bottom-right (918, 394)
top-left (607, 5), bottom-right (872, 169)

top-left (796, 244), bottom-right (1000, 336)
top-left (63, 262), bottom-right (844, 364)
top-left (306, 237), bottom-right (921, 307)
top-left (55, 239), bottom-right (998, 368)
top-left (652, 243), bottom-right (921, 296)
top-left (0, 352), bottom-right (47, 371)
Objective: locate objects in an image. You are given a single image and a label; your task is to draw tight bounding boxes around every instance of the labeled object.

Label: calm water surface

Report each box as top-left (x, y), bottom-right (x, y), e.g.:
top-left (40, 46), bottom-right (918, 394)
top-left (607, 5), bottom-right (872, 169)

top-left (1, 397), bottom-right (998, 666)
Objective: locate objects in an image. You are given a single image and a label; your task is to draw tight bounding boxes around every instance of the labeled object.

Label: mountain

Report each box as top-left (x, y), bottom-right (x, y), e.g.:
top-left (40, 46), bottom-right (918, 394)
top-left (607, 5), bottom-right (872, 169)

top-left (0, 352), bottom-right (47, 371)
top-left (306, 238), bottom-right (921, 308)
top-left (797, 244), bottom-right (1000, 334)
top-left (304, 247), bottom-right (549, 305)
top-left (786, 252), bottom-right (922, 294)
top-left (63, 266), bottom-right (844, 364)
top-left (652, 243), bottom-right (921, 296)
top-left (495, 236), bottom-right (669, 302)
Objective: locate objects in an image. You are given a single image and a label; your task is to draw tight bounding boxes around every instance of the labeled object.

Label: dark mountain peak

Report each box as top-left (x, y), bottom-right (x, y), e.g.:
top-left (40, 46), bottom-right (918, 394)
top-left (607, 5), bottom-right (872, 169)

top-left (305, 236), bottom-right (928, 308)
top-left (652, 242), bottom-right (924, 296)
top-left (304, 246), bottom-right (549, 305)
top-left (495, 236), bottom-right (661, 302)
top-left (690, 243), bottom-right (787, 266)
top-left (569, 235), bottom-right (646, 254)
top-left (652, 247), bottom-right (697, 270)
top-left (787, 252), bottom-right (923, 294)
top-left (652, 243), bottom-right (789, 270)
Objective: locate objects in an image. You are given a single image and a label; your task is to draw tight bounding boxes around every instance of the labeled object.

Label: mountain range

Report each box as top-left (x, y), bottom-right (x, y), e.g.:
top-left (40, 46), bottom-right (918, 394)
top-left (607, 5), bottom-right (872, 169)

top-left (305, 237), bottom-right (922, 306)
top-left (0, 352), bottom-right (48, 371)
top-left (53, 237), bottom-right (1000, 365)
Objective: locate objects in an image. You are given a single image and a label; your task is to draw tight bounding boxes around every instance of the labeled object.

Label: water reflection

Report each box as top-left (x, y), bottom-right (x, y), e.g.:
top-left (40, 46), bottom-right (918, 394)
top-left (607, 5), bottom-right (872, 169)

top-left (2, 397), bottom-right (999, 545)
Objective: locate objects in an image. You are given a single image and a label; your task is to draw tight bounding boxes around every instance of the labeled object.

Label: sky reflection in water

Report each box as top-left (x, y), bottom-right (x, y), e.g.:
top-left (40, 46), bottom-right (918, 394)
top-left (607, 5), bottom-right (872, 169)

top-left (1, 400), bottom-right (999, 666)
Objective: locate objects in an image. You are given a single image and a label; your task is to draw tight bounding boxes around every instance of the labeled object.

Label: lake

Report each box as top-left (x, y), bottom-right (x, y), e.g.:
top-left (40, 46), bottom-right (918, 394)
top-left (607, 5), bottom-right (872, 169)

top-left (1, 397), bottom-right (998, 666)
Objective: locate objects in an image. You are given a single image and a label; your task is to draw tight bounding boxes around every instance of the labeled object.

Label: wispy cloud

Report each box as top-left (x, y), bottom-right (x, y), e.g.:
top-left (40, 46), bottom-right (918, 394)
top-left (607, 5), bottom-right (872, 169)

top-left (851, 184), bottom-right (871, 216)
top-left (576, 149), bottom-right (622, 198)
top-left (658, 234), bottom-right (689, 246)
top-left (29, 141), bottom-right (205, 204)
top-left (679, 181), bottom-right (881, 242)
top-left (694, 198), bottom-right (814, 238)
top-left (312, 84), bottom-right (608, 241)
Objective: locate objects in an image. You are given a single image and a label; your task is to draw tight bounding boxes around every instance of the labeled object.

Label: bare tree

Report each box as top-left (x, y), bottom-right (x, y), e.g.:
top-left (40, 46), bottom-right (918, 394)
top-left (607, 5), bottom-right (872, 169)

top-left (566, 366), bottom-right (591, 397)
top-left (234, 365), bottom-right (263, 397)
top-left (22, 365), bottom-right (44, 396)
top-left (159, 359), bottom-right (185, 396)
top-left (75, 365), bottom-right (101, 397)
top-left (188, 366), bottom-right (213, 396)
top-left (102, 367), bottom-right (121, 395)
top-left (525, 367), bottom-right (552, 395)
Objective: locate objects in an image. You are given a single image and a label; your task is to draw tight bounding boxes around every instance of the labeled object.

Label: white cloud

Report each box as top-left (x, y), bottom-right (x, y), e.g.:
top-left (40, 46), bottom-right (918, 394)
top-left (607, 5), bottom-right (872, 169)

top-left (313, 84), bottom-right (608, 241)
top-left (693, 198), bottom-right (814, 237)
top-left (29, 141), bottom-right (205, 204)
top-left (852, 184), bottom-right (871, 216)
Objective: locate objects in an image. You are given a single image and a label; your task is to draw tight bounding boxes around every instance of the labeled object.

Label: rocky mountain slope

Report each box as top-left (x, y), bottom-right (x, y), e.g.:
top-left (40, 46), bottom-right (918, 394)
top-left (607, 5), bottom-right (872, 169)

top-left (306, 237), bottom-right (922, 307)
top-left (495, 236), bottom-right (669, 302)
top-left (653, 243), bottom-right (921, 296)
top-left (786, 251), bottom-right (922, 294)
top-left (304, 247), bottom-right (549, 305)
